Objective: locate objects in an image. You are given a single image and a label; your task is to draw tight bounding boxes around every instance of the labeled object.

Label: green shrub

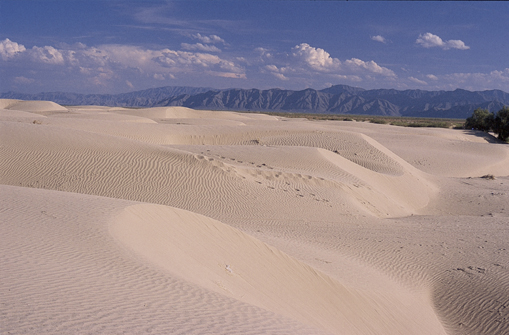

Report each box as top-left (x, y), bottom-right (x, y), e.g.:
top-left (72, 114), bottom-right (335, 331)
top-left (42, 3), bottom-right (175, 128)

top-left (493, 107), bottom-right (509, 141)
top-left (465, 107), bottom-right (509, 142)
top-left (465, 108), bottom-right (494, 132)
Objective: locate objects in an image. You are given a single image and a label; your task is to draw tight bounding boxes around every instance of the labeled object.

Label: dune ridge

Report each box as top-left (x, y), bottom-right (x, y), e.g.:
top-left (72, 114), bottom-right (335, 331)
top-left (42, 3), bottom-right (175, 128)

top-left (1, 99), bottom-right (508, 334)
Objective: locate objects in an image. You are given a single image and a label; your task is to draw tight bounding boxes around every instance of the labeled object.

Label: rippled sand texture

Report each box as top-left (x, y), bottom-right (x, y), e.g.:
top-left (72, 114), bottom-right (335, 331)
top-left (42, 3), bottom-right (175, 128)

top-left (1, 100), bottom-right (508, 334)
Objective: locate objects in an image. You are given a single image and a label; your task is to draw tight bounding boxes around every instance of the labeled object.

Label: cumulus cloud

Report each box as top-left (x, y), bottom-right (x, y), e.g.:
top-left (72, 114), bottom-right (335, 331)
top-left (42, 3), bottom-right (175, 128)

top-left (258, 43), bottom-right (395, 86)
top-left (371, 35), bottom-right (386, 43)
top-left (416, 33), bottom-right (470, 50)
top-left (0, 38), bottom-right (26, 60)
top-left (289, 43), bottom-right (395, 77)
top-left (292, 43), bottom-right (341, 72)
top-left (426, 74), bottom-right (438, 80)
top-left (256, 43), bottom-right (395, 87)
top-left (191, 33), bottom-right (225, 44)
top-left (30, 46), bottom-right (65, 64)
top-left (181, 43), bottom-right (221, 53)
top-left (445, 39), bottom-right (469, 50)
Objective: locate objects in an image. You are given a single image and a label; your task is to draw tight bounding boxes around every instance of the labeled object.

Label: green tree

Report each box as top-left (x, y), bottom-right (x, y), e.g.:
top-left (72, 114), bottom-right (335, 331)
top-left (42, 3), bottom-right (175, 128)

top-left (465, 108), bottom-right (494, 132)
top-left (493, 107), bottom-right (509, 141)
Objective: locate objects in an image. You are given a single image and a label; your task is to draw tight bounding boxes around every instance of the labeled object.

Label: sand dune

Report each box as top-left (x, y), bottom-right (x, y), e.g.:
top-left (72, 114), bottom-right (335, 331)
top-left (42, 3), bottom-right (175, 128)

top-left (1, 99), bottom-right (508, 334)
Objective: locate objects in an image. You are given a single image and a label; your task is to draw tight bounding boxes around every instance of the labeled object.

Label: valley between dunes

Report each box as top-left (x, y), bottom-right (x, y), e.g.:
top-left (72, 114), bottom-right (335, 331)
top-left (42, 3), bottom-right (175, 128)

top-left (1, 99), bottom-right (508, 334)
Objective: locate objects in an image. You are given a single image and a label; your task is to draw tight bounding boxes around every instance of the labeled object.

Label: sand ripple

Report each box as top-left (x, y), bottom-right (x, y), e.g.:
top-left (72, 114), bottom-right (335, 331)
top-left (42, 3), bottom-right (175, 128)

top-left (2, 100), bottom-right (508, 334)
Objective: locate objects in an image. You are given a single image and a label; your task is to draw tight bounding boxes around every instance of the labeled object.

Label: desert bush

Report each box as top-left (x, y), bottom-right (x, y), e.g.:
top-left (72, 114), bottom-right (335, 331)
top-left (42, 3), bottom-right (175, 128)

top-left (465, 107), bottom-right (509, 141)
top-left (492, 107), bottom-right (509, 141)
top-left (465, 108), bottom-right (494, 132)
top-left (370, 118), bottom-right (388, 124)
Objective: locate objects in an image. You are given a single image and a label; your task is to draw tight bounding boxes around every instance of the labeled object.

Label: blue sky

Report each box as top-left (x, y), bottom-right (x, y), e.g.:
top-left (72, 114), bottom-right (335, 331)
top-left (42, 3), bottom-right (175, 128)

top-left (1, 1), bottom-right (508, 94)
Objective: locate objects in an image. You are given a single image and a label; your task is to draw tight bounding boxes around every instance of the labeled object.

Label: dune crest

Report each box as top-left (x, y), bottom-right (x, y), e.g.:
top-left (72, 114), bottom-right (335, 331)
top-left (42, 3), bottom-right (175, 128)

top-left (3, 99), bottom-right (68, 113)
top-left (110, 203), bottom-right (446, 335)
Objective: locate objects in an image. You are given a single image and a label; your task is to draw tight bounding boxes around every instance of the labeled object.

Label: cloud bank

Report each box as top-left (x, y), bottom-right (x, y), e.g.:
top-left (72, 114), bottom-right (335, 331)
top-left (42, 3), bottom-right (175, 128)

top-left (1, 35), bottom-right (508, 93)
top-left (0, 37), bottom-right (244, 92)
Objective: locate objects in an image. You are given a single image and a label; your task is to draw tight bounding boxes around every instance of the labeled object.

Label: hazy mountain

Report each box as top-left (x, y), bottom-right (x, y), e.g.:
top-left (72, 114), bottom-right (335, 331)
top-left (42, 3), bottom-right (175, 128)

top-left (0, 86), bottom-right (213, 107)
top-left (2, 85), bottom-right (508, 118)
top-left (157, 86), bottom-right (509, 118)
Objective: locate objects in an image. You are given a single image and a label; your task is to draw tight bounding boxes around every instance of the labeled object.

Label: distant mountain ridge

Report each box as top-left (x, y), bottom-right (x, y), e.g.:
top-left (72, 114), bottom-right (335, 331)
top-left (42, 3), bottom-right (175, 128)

top-left (157, 85), bottom-right (509, 118)
top-left (2, 85), bottom-right (508, 118)
top-left (0, 86), bottom-right (213, 107)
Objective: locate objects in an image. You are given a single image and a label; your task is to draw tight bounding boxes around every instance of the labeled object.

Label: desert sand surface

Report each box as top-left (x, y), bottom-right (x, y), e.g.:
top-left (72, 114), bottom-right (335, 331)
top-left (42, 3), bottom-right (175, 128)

top-left (1, 100), bottom-right (508, 335)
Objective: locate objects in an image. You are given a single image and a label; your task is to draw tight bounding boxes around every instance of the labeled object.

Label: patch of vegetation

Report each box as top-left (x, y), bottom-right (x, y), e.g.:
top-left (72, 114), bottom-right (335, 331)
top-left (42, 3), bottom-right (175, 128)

top-left (369, 118), bottom-right (389, 124)
top-left (261, 112), bottom-right (465, 129)
top-left (465, 107), bottom-right (509, 142)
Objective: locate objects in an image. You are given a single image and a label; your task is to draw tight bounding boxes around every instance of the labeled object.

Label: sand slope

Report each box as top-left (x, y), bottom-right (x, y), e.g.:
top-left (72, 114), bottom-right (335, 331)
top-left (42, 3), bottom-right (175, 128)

top-left (1, 99), bottom-right (508, 334)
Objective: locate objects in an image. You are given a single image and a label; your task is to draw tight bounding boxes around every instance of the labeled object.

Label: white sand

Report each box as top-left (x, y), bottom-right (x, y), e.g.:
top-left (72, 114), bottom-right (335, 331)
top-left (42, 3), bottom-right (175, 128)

top-left (1, 100), bottom-right (508, 334)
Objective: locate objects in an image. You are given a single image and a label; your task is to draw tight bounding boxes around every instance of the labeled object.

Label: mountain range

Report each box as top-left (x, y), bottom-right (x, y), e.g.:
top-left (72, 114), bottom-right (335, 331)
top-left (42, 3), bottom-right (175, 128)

top-left (2, 85), bottom-right (508, 118)
top-left (0, 86), bottom-right (212, 108)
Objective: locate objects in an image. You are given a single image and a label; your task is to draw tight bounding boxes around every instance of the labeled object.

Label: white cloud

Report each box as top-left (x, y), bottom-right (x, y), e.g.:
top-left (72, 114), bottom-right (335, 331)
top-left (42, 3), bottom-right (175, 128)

top-left (445, 39), bottom-right (469, 50)
top-left (181, 43), bottom-right (221, 53)
top-left (289, 43), bottom-right (395, 78)
top-left (263, 64), bottom-right (290, 80)
top-left (0, 38), bottom-right (245, 89)
top-left (292, 43), bottom-right (341, 72)
top-left (94, 44), bottom-right (157, 69)
top-left (332, 74), bottom-right (363, 82)
top-left (77, 44), bottom-right (244, 82)
top-left (371, 35), bottom-right (386, 43)
top-left (0, 38), bottom-right (26, 60)
top-left (257, 43), bottom-right (396, 87)
top-left (426, 74), bottom-right (438, 80)
top-left (416, 33), bottom-right (470, 50)
top-left (408, 76), bottom-right (427, 85)
top-left (344, 58), bottom-right (395, 77)
top-left (191, 33), bottom-right (225, 44)
top-left (155, 49), bottom-right (242, 72)
top-left (273, 73), bottom-right (288, 81)
top-left (416, 33), bottom-right (444, 48)
top-left (30, 45), bottom-right (65, 64)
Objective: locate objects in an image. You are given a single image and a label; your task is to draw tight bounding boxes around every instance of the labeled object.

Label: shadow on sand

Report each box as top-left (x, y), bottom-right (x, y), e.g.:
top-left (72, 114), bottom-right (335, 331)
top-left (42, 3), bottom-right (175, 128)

top-left (462, 129), bottom-right (507, 144)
